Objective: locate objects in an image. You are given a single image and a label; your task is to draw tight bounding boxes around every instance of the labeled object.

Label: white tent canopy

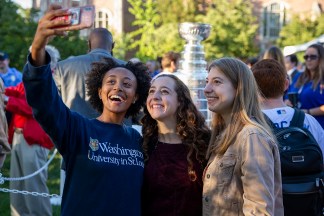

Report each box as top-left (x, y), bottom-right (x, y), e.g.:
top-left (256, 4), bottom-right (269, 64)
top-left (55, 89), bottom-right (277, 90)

top-left (283, 34), bottom-right (324, 56)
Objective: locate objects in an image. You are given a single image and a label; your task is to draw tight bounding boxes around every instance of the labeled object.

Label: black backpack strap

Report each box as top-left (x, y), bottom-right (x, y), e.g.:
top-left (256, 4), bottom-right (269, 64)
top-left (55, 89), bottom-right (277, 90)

top-left (263, 113), bottom-right (276, 129)
top-left (290, 108), bottom-right (305, 128)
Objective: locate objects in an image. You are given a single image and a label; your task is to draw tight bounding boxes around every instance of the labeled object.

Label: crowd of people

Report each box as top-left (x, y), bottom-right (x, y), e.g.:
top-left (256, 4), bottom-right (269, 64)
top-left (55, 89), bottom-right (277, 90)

top-left (1, 3), bottom-right (324, 216)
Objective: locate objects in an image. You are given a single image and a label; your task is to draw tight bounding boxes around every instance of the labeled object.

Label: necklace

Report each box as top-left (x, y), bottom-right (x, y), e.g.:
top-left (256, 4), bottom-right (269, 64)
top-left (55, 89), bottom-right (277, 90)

top-left (158, 133), bottom-right (182, 144)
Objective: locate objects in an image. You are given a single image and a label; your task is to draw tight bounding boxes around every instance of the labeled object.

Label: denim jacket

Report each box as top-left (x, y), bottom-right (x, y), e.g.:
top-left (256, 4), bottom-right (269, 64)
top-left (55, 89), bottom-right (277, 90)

top-left (203, 125), bottom-right (284, 216)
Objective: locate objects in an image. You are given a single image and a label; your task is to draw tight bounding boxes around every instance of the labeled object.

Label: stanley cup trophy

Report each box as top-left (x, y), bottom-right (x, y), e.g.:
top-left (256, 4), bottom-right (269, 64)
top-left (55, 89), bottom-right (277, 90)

top-left (175, 22), bottom-right (211, 124)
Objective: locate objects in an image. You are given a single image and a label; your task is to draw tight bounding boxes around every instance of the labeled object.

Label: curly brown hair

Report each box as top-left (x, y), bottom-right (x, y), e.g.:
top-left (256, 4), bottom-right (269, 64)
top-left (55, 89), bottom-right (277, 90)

top-left (141, 74), bottom-right (210, 181)
top-left (85, 58), bottom-right (151, 118)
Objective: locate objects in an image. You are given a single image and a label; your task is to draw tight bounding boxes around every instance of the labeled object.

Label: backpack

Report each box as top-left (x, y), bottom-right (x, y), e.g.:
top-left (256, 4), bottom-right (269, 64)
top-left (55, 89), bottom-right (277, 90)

top-left (264, 108), bottom-right (324, 216)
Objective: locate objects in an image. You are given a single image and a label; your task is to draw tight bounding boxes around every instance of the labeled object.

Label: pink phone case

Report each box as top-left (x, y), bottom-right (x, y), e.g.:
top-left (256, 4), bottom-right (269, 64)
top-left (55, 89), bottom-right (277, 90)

top-left (53, 5), bottom-right (95, 30)
top-left (78, 5), bottom-right (95, 28)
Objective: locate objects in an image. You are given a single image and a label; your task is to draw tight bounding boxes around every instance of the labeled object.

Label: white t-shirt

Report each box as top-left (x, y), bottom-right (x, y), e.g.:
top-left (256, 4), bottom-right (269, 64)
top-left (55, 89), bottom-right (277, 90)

top-left (263, 106), bottom-right (324, 158)
top-left (132, 125), bottom-right (142, 135)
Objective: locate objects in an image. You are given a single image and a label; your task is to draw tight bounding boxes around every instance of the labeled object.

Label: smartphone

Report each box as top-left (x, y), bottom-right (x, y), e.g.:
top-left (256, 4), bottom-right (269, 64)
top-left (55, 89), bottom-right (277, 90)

top-left (52, 5), bottom-right (95, 30)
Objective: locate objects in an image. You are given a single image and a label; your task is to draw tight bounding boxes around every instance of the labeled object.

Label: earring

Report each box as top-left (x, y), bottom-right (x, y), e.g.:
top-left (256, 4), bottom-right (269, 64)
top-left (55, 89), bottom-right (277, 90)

top-left (133, 100), bottom-right (136, 104)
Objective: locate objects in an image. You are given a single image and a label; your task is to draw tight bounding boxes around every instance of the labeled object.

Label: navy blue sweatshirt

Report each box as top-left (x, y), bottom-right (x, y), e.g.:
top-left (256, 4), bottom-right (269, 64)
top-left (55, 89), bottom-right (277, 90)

top-left (23, 53), bottom-right (143, 216)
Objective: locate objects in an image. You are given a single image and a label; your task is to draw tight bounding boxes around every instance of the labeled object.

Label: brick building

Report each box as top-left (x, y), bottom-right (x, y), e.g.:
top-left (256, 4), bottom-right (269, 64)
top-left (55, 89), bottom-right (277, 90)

top-left (32, 0), bottom-right (324, 50)
top-left (252, 0), bottom-right (324, 49)
top-left (32, 0), bottom-right (134, 36)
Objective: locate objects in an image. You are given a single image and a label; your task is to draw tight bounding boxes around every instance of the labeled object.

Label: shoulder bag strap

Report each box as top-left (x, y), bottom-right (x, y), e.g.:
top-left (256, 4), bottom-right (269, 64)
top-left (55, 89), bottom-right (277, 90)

top-left (290, 108), bottom-right (305, 128)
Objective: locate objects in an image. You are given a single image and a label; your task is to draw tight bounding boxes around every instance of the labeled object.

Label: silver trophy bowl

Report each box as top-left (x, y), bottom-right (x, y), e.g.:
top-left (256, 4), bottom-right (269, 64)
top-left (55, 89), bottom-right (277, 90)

top-left (178, 22), bottom-right (211, 42)
top-left (174, 22), bottom-right (211, 125)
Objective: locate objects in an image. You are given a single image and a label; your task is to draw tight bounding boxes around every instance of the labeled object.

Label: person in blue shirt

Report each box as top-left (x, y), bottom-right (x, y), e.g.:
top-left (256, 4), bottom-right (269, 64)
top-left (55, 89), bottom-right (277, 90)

top-left (290, 44), bottom-right (324, 129)
top-left (22, 4), bottom-right (151, 216)
top-left (0, 51), bottom-right (22, 87)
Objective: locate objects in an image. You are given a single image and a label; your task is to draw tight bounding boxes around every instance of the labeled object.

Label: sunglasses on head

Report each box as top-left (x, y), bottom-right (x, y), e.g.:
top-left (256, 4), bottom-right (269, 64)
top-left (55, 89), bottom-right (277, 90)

top-left (303, 55), bottom-right (318, 60)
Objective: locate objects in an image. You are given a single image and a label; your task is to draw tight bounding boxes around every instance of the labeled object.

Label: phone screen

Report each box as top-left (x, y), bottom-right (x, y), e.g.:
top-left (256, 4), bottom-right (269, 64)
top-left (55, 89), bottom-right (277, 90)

top-left (53, 8), bottom-right (80, 26)
top-left (52, 5), bottom-right (95, 30)
top-left (69, 8), bottom-right (81, 25)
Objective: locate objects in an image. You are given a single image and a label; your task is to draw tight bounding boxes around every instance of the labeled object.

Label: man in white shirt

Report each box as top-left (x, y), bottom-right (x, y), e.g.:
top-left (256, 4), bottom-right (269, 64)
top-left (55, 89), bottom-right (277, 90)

top-left (284, 54), bottom-right (300, 81)
top-left (251, 59), bottom-right (324, 157)
top-left (154, 51), bottom-right (180, 79)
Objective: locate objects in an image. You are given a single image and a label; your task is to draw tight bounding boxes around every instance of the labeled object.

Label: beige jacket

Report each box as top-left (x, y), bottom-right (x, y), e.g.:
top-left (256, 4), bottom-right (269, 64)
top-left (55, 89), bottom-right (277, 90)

top-left (203, 125), bottom-right (284, 216)
top-left (0, 79), bottom-right (10, 168)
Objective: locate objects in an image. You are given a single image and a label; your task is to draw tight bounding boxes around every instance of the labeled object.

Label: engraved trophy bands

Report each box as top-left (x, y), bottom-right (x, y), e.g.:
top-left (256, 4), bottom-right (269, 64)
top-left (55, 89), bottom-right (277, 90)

top-left (177, 22), bottom-right (211, 124)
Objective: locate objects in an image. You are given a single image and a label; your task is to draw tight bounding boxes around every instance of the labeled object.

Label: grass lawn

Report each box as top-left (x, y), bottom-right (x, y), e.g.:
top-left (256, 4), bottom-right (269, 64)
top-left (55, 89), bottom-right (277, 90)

top-left (0, 149), bottom-right (61, 215)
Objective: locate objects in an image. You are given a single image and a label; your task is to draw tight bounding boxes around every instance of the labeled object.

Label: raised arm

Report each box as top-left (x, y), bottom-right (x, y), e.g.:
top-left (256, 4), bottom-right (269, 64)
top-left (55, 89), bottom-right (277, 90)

top-left (31, 4), bottom-right (89, 66)
top-left (23, 4), bottom-right (89, 154)
top-left (30, 4), bottom-right (71, 67)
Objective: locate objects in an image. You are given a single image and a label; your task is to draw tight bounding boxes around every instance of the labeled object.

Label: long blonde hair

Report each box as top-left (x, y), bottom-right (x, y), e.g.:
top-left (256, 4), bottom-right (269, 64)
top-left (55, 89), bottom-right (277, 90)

top-left (207, 57), bottom-right (274, 157)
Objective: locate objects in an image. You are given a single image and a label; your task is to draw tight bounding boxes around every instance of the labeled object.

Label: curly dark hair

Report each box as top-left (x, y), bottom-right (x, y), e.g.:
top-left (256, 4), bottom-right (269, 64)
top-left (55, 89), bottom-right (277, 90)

top-left (141, 74), bottom-right (210, 181)
top-left (85, 58), bottom-right (151, 118)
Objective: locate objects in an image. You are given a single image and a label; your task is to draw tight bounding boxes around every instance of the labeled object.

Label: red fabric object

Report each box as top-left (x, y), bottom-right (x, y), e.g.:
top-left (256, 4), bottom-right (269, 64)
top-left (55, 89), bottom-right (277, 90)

top-left (5, 82), bottom-right (54, 149)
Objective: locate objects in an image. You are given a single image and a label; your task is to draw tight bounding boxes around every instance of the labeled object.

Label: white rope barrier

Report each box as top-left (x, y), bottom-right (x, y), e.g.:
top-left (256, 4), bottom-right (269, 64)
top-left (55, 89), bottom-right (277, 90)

top-left (0, 148), bottom-right (61, 199)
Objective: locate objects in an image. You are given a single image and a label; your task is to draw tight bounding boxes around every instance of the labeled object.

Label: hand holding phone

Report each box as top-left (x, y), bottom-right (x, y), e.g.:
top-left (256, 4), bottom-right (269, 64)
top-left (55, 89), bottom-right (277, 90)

top-left (52, 5), bottom-right (95, 30)
top-left (31, 5), bottom-right (95, 66)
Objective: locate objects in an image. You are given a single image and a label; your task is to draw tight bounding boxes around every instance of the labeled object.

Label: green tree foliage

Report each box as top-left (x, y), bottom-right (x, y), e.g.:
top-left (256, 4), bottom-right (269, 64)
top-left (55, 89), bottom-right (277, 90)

top-left (127, 0), bottom-right (206, 61)
top-left (152, 0), bottom-right (207, 58)
top-left (111, 31), bottom-right (133, 60)
top-left (0, 0), bottom-right (88, 71)
top-left (128, 0), bottom-right (161, 60)
top-left (277, 14), bottom-right (324, 47)
top-left (156, 0), bottom-right (207, 24)
top-left (315, 15), bottom-right (324, 36)
top-left (49, 31), bottom-right (88, 60)
top-left (127, 0), bottom-right (258, 61)
top-left (0, 0), bottom-right (37, 71)
top-left (197, 0), bottom-right (258, 60)
top-left (151, 23), bottom-right (185, 56)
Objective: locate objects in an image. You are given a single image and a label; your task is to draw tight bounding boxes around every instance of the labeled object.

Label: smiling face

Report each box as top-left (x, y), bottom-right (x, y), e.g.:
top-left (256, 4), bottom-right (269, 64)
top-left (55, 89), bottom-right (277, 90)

top-left (146, 76), bottom-right (179, 123)
top-left (204, 67), bottom-right (236, 118)
top-left (98, 67), bottom-right (138, 117)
